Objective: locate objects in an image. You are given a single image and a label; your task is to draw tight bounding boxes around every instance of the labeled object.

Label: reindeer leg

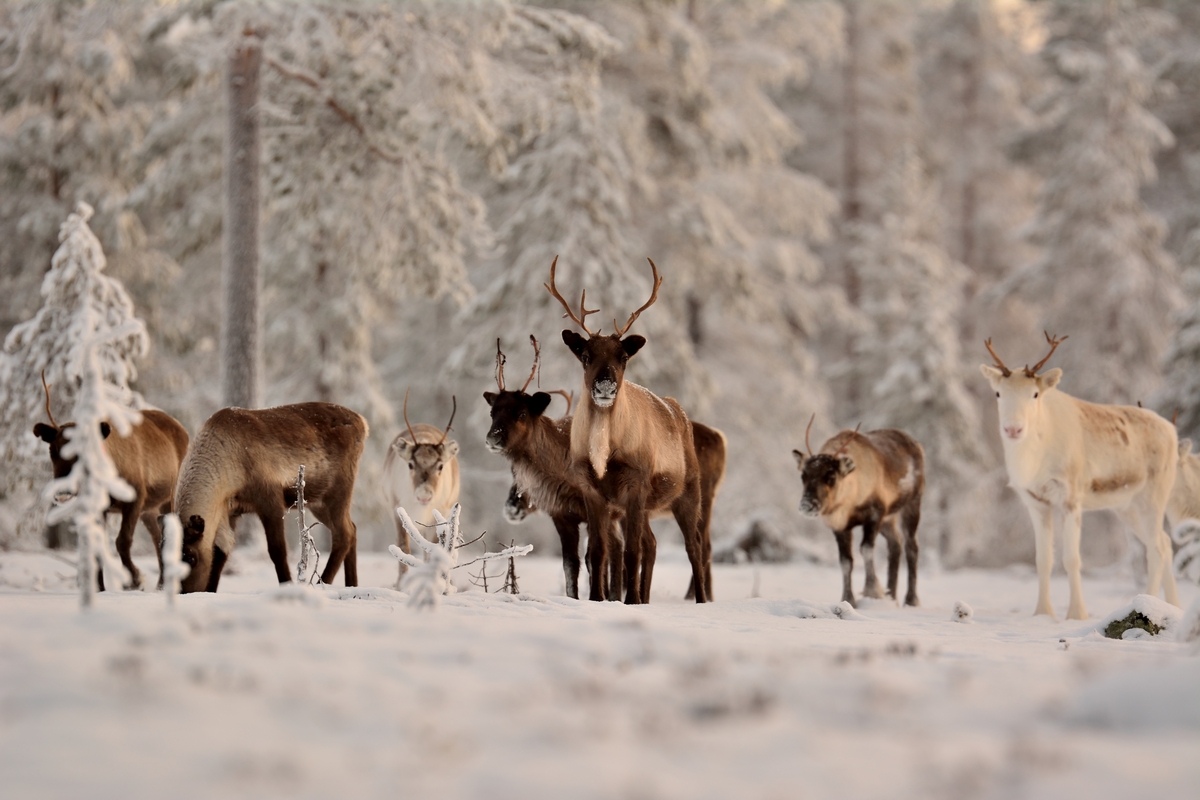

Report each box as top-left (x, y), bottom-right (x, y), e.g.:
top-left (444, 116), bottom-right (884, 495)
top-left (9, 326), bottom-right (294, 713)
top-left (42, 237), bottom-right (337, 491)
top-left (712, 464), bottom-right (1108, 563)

top-left (258, 506), bottom-right (292, 585)
top-left (640, 527), bottom-right (657, 602)
top-left (141, 508), bottom-right (166, 590)
top-left (834, 528), bottom-right (856, 607)
top-left (671, 478), bottom-right (708, 604)
top-left (1022, 495), bottom-right (1056, 618)
top-left (881, 517), bottom-right (901, 601)
top-left (584, 501), bottom-right (609, 602)
top-left (553, 513), bottom-right (582, 600)
top-left (322, 512), bottom-right (357, 587)
top-left (860, 513), bottom-right (884, 600)
top-left (901, 503), bottom-right (920, 607)
top-left (115, 500), bottom-right (144, 590)
top-left (622, 505), bottom-right (646, 604)
top-left (1061, 501), bottom-right (1087, 620)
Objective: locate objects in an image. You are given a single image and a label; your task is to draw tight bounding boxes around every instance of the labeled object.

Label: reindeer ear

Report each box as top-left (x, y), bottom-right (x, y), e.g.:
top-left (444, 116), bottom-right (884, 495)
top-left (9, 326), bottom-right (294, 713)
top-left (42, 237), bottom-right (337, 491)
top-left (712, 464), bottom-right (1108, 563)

top-left (1036, 368), bottom-right (1062, 391)
top-left (792, 449), bottom-right (807, 469)
top-left (1180, 438), bottom-right (1193, 458)
top-left (622, 335), bottom-right (646, 359)
top-left (979, 364), bottom-right (1004, 389)
top-left (529, 392), bottom-right (552, 417)
top-left (562, 330), bottom-right (588, 360)
top-left (483, 391), bottom-right (497, 407)
top-left (443, 440), bottom-right (459, 459)
top-left (99, 422), bottom-right (111, 439)
top-left (33, 423), bottom-right (57, 443)
top-left (837, 456), bottom-right (856, 476)
top-left (394, 439), bottom-right (414, 460)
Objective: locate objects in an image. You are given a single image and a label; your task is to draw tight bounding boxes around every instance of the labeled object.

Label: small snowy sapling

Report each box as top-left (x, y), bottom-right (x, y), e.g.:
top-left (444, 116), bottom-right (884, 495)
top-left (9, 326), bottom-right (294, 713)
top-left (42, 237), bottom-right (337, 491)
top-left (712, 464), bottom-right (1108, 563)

top-left (161, 513), bottom-right (189, 609)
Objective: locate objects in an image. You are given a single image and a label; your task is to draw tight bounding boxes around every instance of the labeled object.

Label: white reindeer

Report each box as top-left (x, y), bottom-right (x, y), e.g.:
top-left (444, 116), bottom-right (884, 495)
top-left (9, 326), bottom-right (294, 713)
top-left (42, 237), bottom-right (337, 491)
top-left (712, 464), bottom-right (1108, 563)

top-left (383, 391), bottom-right (460, 586)
top-left (981, 333), bottom-right (1180, 619)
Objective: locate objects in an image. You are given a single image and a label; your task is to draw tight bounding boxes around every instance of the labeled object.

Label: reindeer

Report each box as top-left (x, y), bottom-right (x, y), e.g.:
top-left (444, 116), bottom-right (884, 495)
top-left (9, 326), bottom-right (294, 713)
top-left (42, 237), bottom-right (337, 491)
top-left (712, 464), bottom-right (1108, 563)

top-left (175, 402), bottom-right (368, 593)
top-left (981, 333), bottom-right (1180, 619)
top-left (1168, 437), bottom-right (1200, 534)
top-left (793, 418), bottom-right (924, 607)
top-left (486, 338), bottom-right (726, 601)
top-left (33, 373), bottom-right (189, 590)
top-left (383, 391), bottom-right (460, 586)
top-left (546, 256), bottom-right (709, 603)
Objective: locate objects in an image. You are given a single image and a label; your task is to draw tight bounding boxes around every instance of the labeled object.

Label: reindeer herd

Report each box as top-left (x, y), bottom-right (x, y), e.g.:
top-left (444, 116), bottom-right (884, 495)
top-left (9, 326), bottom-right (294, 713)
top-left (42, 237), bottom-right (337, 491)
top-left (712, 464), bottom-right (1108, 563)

top-left (32, 260), bottom-right (1191, 618)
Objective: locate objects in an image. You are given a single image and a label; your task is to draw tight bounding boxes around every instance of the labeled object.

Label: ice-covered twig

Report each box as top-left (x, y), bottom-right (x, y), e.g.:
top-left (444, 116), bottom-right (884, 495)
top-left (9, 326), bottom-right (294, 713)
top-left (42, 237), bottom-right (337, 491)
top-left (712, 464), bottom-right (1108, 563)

top-left (456, 542), bottom-right (534, 570)
top-left (161, 513), bottom-right (189, 609)
top-left (292, 466), bottom-right (321, 585)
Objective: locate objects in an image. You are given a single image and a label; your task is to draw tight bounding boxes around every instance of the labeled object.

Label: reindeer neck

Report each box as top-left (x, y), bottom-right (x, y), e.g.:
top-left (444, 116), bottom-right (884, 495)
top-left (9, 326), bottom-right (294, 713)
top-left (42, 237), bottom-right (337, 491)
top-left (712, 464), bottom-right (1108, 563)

top-left (570, 386), bottom-right (633, 480)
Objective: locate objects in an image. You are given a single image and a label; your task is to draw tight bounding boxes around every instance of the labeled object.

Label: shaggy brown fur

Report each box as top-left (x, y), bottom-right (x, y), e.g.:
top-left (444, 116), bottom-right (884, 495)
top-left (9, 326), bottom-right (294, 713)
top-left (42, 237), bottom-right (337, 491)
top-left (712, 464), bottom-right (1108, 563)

top-left (35, 409), bottom-right (189, 590)
top-left (175, 403), bottom-right (367, 593)
top-left (794, 428), bottom-right (925, 607)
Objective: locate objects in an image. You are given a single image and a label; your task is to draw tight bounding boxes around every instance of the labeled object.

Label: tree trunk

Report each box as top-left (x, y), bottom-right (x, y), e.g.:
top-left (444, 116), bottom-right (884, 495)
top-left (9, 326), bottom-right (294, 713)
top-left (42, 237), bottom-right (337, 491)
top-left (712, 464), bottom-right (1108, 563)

top-left (221, 31), bottom-right (262, 410)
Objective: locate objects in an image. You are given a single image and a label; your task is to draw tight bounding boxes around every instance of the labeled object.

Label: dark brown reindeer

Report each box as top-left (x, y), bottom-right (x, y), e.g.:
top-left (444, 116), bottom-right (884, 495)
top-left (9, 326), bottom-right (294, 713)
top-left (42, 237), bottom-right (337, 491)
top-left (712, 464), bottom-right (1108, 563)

top-left (793, 417), bottom-right (925, 607)
top-left (485, 338), bottom-right (727, 601)
top-left (174, 402), bottom-right (368, 593)
top-left (34, 373), bottom-right (189, 590)
top-left (546, 256), bottom-right (709, 603)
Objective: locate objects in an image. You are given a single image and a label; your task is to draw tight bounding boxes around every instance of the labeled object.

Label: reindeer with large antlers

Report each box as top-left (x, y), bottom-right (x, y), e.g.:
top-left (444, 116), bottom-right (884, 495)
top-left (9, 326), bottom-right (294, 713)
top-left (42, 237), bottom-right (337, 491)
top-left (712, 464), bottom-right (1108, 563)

top-left (546, 256), bottom-right (709, 603)
top-left (383, 391), bottom-right (460, 586)
top-left (793, 417), bottom-right (925, 607)
top-left (981, 333), bottom-right (1180, 619)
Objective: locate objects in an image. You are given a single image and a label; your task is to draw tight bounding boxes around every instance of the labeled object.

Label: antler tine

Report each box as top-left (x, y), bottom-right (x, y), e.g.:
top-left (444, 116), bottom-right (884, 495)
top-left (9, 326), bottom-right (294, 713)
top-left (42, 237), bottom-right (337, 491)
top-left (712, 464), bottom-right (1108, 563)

top-left (438, 396), bottom-right (458, 446)
top-left (614, 257), bottom-right (664, 337)
top-left (1173, 408), bottom-right (1180, 427)
top-left (833, 423), bottom-right (862, 457)
top-left (548, 389), bottom-right (574, 418)
top-left (521, 335), bottom-right (541, 393)
top-left (983, 338), bottom-right (1012, 378)
top-left (40, 370), bottom-right (57, 428)
top-left (402, 388), bottom-right (417, 444)
top-left (1024, 331), bottom-right (1067, 377)
top-left (804, 413), bottom-right (815, 456)
top-left (495, 339), bottom-right (507, 391)
top-left (544, 255), bottom-right (597, 336)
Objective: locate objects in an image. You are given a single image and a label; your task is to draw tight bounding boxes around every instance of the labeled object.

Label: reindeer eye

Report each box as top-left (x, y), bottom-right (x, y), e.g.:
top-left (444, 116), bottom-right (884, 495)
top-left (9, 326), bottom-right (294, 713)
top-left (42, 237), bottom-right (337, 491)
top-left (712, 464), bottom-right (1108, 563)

top-left (437, 464), bottom-right (443, 472)
top-left (995, 392), bottom-right (1000, 398)
top-left (519, 411), bottom-right (527, 420)
top-left (1033, 392), bottom-right (1039, 399)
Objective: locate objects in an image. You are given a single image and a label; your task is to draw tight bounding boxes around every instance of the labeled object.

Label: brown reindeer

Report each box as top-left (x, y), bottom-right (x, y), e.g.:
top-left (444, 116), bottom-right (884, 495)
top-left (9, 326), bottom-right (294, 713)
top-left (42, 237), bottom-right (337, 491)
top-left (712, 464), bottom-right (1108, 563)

top-left (33, 373), bottom-right (189, 590)
top-left (793, 418), bottom-right (925, 607)
top-left (485, 338), bottom-right (727, 600)
top-left (175, 402), bottom-right (368, 593)
top-left (546, 256), bottom-right (709, 603)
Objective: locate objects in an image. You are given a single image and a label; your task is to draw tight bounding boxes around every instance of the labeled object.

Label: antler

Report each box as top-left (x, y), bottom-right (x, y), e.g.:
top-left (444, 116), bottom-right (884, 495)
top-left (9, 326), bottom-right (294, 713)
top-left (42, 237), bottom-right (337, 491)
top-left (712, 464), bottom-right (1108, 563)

top-left (495, 339), bottom-right (507, 391)
top-left (544, 256), bottom-right (598, 336)
top-left (402, 388), bottom-right (417, 444)
top-left (1024, 331), bottom-right (1067, 377)
top-left (521, 335), bottom-right (541, 393)
top-left (438, 396), bottom-right (457, 446)
top-left (983, 338), bottom-right (1012, 378)
top-left (804, 413), bottom-right (815, 457)
top-left (40, 370), bottom-right (57, 428)
top-left (613, 258), bottom-right (663, 338)
top-left (548, 389), bottom-right (574, 418)
top-left (832, 423), bottom-right (862, 457)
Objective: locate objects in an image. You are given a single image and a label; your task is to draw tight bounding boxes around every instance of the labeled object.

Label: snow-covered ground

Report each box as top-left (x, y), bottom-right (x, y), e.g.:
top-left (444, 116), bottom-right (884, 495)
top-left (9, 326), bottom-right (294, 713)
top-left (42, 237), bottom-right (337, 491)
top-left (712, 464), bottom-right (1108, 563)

top-left (1, 546), bottom-right (1197, 800)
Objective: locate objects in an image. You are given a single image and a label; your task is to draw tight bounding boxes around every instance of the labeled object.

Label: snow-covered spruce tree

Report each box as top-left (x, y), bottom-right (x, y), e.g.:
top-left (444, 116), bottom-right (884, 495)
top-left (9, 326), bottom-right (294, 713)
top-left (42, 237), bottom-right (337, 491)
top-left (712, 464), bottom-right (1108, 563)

top-left (1003, 1), bottom-right (1179, 406)
top-left (1, 204), bottom-right (147, 580)
top-left (847, 147), bottom-right (987, 563)
top-left (1, 202), bottom-right (148, 490)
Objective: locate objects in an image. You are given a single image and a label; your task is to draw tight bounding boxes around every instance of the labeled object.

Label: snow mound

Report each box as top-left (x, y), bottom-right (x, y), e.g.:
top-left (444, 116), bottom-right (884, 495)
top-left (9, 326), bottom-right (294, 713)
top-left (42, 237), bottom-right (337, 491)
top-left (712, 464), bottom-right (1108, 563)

top-left (1094, 595), bottom-right (1183, 639)
top-left (1179, 596), bottom-right (1200, 645)
top-left (1066, 658), bottom-right (1200, 731)
top-left (951, 600), bottom-right (973, 623)
top-left (262, 583), bottom-right (327, 607)
top-left (763, 599), bottom-right (866, 621)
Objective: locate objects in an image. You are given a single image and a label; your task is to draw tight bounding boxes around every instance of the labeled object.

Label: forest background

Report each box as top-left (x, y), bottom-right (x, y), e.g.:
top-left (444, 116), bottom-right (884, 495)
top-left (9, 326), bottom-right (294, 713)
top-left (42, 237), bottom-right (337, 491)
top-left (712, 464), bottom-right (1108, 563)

top-left (2, 0), bottom-right (1199, 576)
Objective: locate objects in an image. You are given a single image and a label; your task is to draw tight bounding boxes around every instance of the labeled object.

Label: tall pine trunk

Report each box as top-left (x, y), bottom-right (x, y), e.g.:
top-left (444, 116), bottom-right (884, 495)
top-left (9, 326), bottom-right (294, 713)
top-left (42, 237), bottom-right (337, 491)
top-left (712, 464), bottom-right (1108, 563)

top-left (221, 31), bottom-right (262, 410)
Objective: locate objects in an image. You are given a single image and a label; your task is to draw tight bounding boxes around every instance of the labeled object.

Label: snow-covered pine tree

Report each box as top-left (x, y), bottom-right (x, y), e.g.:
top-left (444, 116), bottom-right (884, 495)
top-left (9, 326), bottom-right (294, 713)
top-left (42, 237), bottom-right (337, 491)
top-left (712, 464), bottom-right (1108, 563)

top-left (1003, 0), bottom-right (1180, 405)
top-left (0, 203), bottom-right (148, 558)
top-left (848, 146), bottom-right (987, 562)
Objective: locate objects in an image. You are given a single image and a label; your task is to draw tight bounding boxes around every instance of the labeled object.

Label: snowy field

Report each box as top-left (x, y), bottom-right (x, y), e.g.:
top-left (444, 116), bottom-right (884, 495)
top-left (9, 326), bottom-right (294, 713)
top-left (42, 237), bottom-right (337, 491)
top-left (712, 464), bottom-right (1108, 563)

top-left (1, 546), bottom-right (1198, 800)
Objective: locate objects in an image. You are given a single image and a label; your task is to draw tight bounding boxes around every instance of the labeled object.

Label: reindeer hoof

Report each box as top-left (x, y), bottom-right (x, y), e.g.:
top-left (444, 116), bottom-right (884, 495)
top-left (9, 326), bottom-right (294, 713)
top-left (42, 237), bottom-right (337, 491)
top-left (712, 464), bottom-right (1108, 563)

top-left (904, 594), bottom-right (919, 607)
top-left (863, 583), bottom-right (885, 600)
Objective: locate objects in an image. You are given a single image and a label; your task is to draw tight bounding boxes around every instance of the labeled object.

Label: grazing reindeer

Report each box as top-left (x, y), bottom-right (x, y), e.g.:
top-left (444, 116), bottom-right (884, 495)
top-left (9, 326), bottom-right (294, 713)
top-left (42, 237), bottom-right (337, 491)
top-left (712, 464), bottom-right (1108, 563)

top-left (33, 373), bottom-right (189, 590)
top-left (546, 256), bottom-right (709, 603)
top-left (981, 333), bottom-right (1180, 619)
top-left (793, 418), bottom-right (924, 607)
top-left (1168, 437), bottom-right (1200, 533)
top-left (175, 402), bottom-right (368, 593)
top-left (383, 391), bottom-right (460, 584)
top-left (486, 338), bottom-right (726, 601)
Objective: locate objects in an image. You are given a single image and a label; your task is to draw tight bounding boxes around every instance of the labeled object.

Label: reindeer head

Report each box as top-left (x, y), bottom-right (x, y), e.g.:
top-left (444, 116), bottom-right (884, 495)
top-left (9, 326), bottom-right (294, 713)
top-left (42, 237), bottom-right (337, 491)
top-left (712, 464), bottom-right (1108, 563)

top-left (792, 417), bottom-right (859, 517)
top-left (979, 333), bottom-right (1066, 442)
top-left (393, 390), bottom-right (458, 506)
top-left (545, 256), bottom-right (661, 409)
top-left (483, 337), bottom-right (573, 455)
top-left (177, 513), bottom-right (229, 593)
top-left (32, 371), bottom-right (111, 478)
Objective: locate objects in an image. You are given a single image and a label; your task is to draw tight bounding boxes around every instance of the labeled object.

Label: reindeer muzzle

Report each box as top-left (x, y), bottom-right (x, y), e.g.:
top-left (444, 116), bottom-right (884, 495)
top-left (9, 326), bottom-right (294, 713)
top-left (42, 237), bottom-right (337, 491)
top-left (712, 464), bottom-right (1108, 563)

top-left (799, 495), bottom-right (821, 517)
top-left (415, 486), bottom-right (435, 505)
top-left (591, 379), bottom-right (618, 407)
top-left (485, 430), bottom-right (505, 454)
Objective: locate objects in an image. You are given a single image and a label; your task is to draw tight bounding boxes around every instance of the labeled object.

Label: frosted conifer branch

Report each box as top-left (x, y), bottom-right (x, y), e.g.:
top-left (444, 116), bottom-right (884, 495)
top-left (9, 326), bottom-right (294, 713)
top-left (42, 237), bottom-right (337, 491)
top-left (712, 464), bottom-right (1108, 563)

top-left (161, 513), bottom-right (189, 609)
